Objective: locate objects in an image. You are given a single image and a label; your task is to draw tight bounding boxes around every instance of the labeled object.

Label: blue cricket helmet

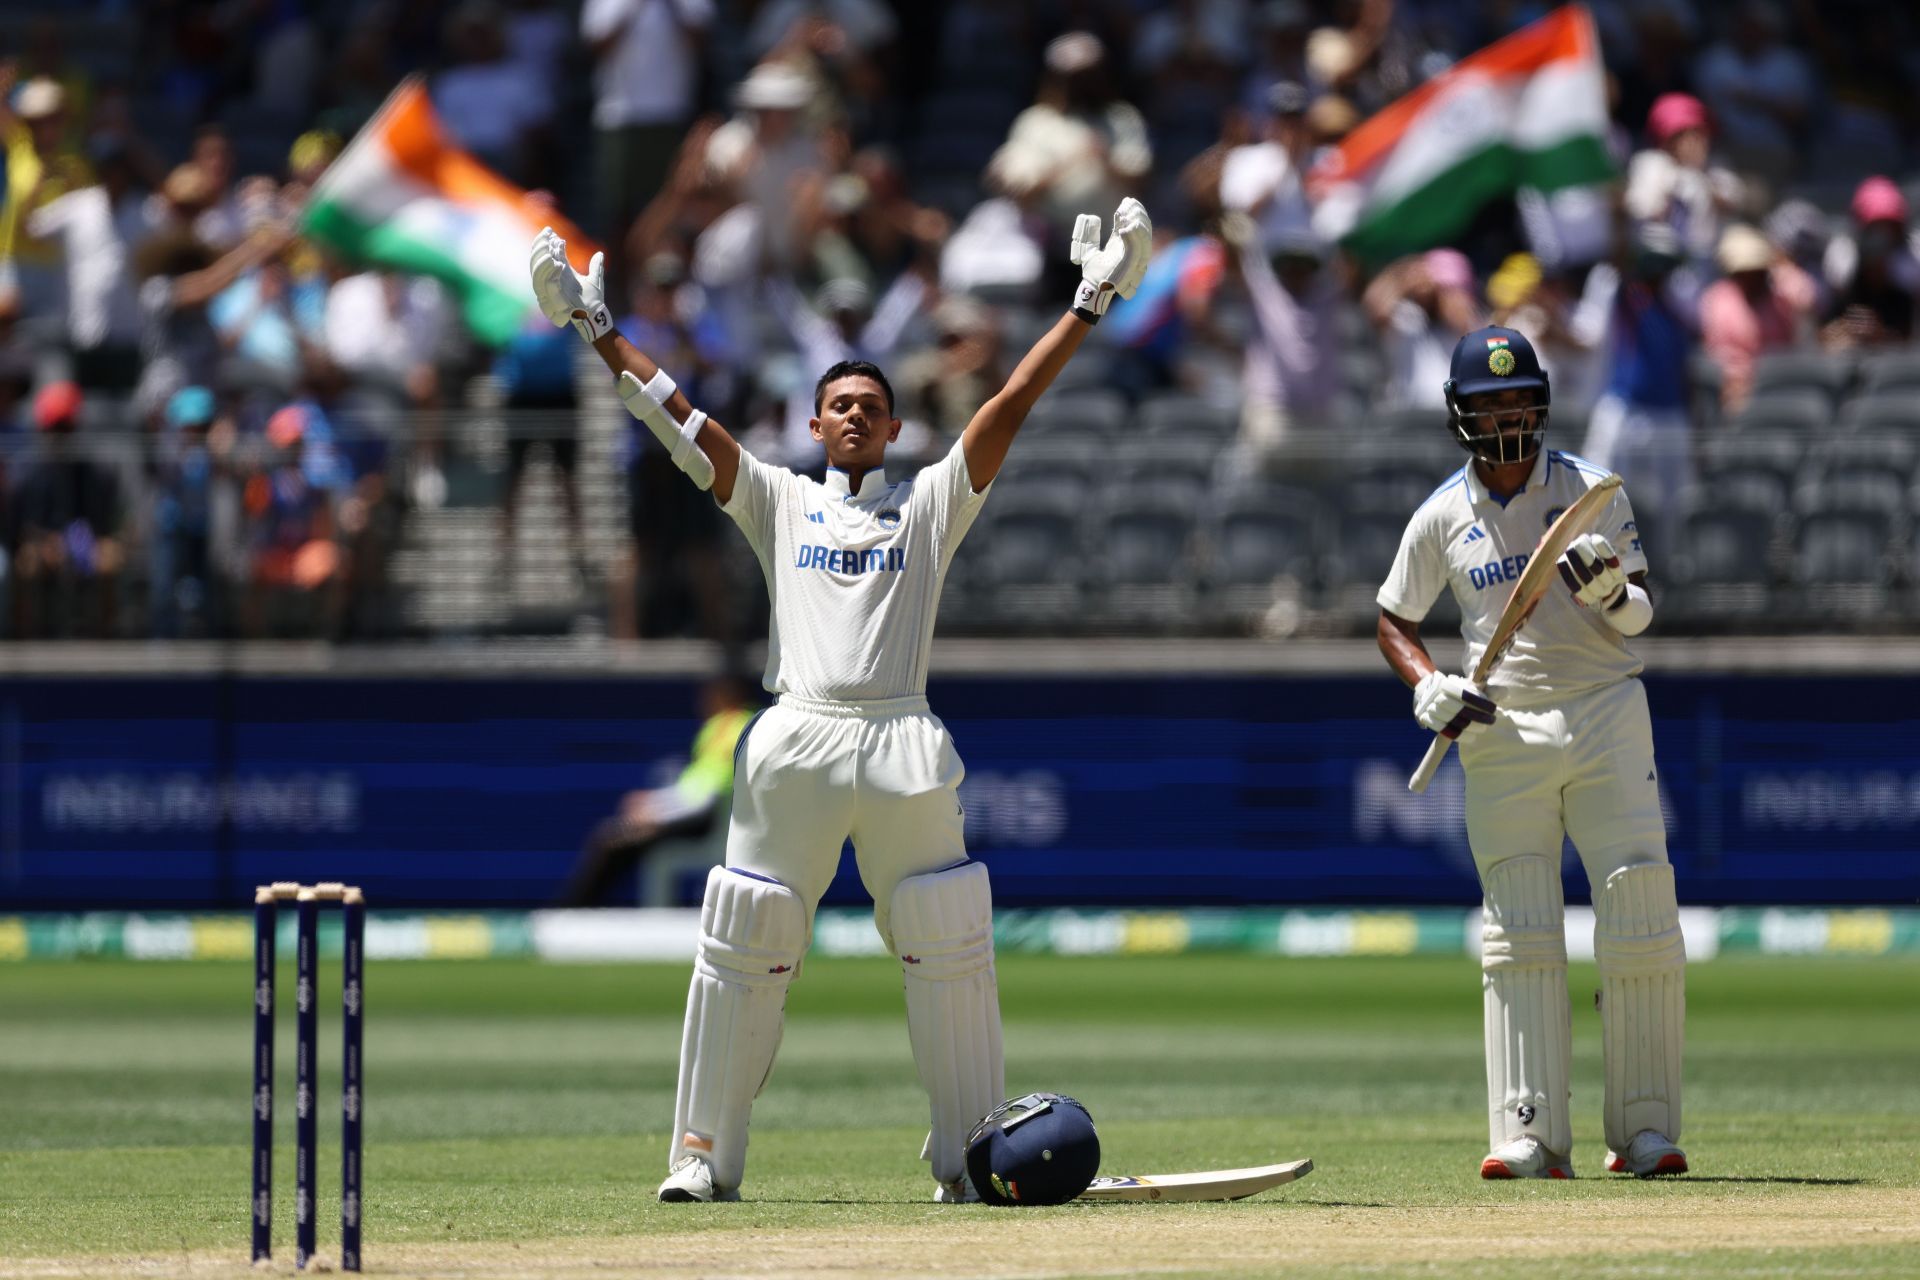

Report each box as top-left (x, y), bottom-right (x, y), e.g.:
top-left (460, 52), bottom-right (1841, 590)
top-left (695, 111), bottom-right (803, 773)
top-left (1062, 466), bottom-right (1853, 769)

top-left (1443, 324), bottom-right (1552, 465)
top-left (964, 1092), bottom-right (1101, 1206)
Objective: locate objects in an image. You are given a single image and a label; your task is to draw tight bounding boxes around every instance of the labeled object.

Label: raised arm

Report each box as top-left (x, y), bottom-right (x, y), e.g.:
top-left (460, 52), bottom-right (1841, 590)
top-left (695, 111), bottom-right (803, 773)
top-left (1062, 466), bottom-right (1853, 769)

top-left (530, 226), bottom-right (745, 503)
top-left (959, 197), bottom-right (1153, 491)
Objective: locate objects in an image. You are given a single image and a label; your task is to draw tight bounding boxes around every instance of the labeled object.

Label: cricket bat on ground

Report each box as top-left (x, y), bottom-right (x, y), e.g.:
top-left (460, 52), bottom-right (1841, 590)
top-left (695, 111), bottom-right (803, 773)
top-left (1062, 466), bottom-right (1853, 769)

top-left (1407, 473), bottom-right (1622, 794)
top-left (1077, 1158), bottom-right (1313, 1203)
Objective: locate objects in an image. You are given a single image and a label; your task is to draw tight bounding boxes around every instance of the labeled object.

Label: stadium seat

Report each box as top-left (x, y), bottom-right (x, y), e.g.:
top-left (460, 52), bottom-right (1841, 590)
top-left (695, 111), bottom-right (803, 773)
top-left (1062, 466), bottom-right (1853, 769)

top-left (1749, 351), bottom-right (1854, 406)
top-left (1838, 394), bottom-right (1920, 436)
top-left (1795, 470), bottom-right (1907, 523)
top-left (1664, 499), bottom-right (1778, 626)
top-left (1792, 511), bottom-right (1896, 617)
top-left (1204, 483), bottom-right (1322, 629)
top-left (1090, 489), bottom-right (1203, 631)
top-left (1859, 351), bottom-right (1920, 396)
top-left (1136, 392), bottom-right (1239, 445)
top-left (1027, 390), bottom-right (1128, 442)
top-left (1729, 389), bottom-right (1833, 434)
top-left (1340, 461), bottom-right (1452, 519)
top-left (1108, 445), bottom-right (1218, 512)
top-left (968, 489), bottom-right (1087, 630)
top-left (1321, 510), bottom-right (1413, 625)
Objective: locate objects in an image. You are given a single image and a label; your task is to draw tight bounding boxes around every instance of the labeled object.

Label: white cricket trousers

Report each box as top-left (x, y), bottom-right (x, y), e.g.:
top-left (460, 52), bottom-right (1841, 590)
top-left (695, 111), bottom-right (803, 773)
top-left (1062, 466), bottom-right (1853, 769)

top-left (726, 693), bottom-right (969, 943)
top-left (1458, 677), bottom-right (1669, 881)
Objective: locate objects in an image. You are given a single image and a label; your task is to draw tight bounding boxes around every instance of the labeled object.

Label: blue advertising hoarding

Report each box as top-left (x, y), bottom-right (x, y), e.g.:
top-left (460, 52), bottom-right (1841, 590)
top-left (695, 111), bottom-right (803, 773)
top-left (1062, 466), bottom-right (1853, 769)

top-left (1, 673), bottom-right (1914, 909)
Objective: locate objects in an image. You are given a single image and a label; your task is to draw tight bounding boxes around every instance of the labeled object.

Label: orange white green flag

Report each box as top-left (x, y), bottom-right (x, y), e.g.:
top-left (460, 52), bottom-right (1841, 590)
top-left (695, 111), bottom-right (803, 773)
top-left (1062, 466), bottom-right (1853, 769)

top-left (301, 76), bottom-right (598, 346)
top-left (1307, 5), bottom-right (1613, 264)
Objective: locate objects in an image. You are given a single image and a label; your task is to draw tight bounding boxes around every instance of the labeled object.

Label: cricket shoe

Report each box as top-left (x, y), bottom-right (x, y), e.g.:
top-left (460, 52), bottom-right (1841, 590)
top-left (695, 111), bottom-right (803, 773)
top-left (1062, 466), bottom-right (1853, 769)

top-left (934, 1172), bottom-right (980, 1203)
top-left (1480, 1136), bottom-right (1574, 1180)
top-left (658, 1155), bottom-right (740, 1202)
top-left (1605, 1130), bottom-right (1688, 1177)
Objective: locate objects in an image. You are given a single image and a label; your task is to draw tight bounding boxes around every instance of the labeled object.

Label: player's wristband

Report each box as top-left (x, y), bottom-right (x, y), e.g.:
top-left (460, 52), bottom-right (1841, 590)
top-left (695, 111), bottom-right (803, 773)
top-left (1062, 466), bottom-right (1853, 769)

top-left (1603, 582), bottom-right (1653, 636)
top-left (1071, 279), bottom-right (1105, 324)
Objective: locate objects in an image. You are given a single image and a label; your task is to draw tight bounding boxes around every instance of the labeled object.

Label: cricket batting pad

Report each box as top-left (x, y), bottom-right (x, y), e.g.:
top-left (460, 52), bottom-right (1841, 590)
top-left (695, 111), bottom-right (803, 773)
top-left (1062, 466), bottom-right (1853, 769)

top-left (1481, 855), bottom-right (1572, 1158)
top-left (1595, 861), bottom-right (1685, 1152)
top-left (670, 867), bottom-right (806, 1190)
top-left (892, 861), bottom-right (1005, 1184)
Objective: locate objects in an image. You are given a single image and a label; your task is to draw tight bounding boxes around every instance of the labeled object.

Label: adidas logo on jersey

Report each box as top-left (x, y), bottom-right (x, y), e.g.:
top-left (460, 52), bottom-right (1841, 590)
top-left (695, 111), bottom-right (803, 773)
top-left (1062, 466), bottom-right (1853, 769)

top-left (805, 511), bottom-right (825, 524)
top-left (1462, 525), bottom-right (1486, 544)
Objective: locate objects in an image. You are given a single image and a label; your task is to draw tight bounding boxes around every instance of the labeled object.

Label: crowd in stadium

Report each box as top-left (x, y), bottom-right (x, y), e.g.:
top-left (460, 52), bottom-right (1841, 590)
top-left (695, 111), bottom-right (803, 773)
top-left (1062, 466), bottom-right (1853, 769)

top-left (0, 0), bottom-right (1917, 642)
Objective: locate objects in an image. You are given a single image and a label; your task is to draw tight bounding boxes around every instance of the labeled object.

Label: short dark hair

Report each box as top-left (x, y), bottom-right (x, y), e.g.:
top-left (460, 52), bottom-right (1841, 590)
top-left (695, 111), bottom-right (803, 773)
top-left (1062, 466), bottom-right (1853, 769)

top-left (813, 360), bottom-right (894, 416)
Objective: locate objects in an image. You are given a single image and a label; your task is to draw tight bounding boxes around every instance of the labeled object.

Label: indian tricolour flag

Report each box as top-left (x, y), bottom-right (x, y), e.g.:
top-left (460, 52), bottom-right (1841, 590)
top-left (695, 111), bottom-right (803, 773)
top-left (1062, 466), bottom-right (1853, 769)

top-left (301, 76), bottom-right (597, 347)
top-left (1307, 5), bottom-right (1613, 264)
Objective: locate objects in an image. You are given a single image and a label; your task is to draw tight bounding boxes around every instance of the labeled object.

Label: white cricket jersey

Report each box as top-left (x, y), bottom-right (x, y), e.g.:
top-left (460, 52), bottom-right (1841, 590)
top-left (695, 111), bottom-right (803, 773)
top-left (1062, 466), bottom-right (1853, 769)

top-left (721, 439), bottom-right (990, 702)
top-left (1378, 449), bottom-right (1648, 709)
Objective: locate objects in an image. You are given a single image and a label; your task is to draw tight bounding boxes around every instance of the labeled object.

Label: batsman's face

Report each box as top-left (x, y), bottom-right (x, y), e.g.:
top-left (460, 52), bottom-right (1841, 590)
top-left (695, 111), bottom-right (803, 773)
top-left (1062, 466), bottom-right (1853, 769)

top-left (812, 375), bottom-right (900, 469)
top-left (1463, 387), bottom-right (1539, 441)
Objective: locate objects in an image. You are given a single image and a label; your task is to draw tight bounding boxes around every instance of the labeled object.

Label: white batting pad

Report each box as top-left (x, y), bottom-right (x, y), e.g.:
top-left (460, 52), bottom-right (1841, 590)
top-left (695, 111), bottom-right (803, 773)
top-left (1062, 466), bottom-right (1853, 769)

top-left (1480, 855), bottom-right (1572, 1157)
top-left (891, 861), bottom-right (1006, 1183)
top-left (1595, 861), bottom-right (1685, 1152)
top-left (670, 866), bottom-right (807, 1190)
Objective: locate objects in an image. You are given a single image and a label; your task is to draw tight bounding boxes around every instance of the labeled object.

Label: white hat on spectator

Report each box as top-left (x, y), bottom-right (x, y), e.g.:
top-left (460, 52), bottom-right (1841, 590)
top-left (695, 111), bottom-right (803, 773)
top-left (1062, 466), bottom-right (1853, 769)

top-left (735, 62), bottom-right (813, 112)
top-left (1716, 224), bottom-right (1774, 275)
top-left (1306, 27), bottom-right (1356, 84)
top-left (14, 77), bottom-right (65, 121)
top-left (1044, 32), bottom-right (1105, 75)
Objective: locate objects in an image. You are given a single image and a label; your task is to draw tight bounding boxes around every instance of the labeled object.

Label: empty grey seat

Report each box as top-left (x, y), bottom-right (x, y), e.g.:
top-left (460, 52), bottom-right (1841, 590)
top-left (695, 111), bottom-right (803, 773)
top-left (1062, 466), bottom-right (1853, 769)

top-left (1108, 444), bottom-right (1217, 512)
top-left (1090, 490), bottom-right (1202, 630)
top-left (1206, 484), bottom-right (1321, 627)
top-left (1795, 470), bottom-right (1906, 520)
top-left (1027, 390), bottom-right (1128, 441)
top-left (1792, 511), bottom-right (1895, 619)
top-left (1859, 351), bottom-right (1920, 395)
top-left (1838, 394), bottom-right (1920, 435)
top-left (970, 490), bottom-right (1086, 629)
top-left (1665, 501), bottom-right (1777, 625)
top-left (1136, 392), bottom-right (1239, 444)
top-left (1749, 351), bottom-right (1853, 405)
top-left (1323, 510), bottom-right (1413, 625)
top-left (1730, 390), bottom-right (1832, 434)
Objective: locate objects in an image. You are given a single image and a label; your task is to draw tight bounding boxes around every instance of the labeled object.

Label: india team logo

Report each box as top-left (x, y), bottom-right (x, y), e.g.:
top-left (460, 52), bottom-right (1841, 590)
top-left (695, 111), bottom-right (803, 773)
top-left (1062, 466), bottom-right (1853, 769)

top-left (877, 508), bottom-right (901, 529)
top-left (1486, 334), bottom-right (1515, 376)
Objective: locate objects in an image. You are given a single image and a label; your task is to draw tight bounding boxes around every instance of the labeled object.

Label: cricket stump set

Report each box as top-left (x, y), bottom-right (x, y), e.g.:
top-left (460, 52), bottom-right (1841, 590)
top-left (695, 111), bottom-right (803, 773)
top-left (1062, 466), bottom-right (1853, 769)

top-left (253, 882), bottom-right (364, 1271)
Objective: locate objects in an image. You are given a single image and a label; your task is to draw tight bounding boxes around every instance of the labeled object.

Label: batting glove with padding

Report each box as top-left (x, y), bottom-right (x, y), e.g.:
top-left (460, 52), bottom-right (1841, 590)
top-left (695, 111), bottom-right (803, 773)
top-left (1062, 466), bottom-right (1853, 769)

top-left (1414, 670), bottom-right (1498, 742)
top-left (1069, 197), bottom-right (1153, 322)
top-left (1559, 533), bottom-right (1627, 610)
top-left (529, 226), bottom-right (613, 343)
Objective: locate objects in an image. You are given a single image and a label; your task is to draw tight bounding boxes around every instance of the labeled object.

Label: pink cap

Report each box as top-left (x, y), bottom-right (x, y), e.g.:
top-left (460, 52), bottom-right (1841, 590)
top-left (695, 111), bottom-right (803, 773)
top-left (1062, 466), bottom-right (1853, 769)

top-left (33, 380), bottom-right (82, 431)
top-left (1424, 248), bottom-right (1474, 292)
top-left (1852, 176), bottom-right (1909, 227)
top-left (266, 405), bottom-right (307, 449)
top-left (1647, 93), bottom-right (1709, 145)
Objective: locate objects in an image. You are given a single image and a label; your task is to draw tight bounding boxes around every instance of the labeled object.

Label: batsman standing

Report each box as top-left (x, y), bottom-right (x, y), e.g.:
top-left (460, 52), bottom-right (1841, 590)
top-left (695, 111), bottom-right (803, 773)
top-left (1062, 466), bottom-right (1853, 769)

top-left (1375, 326), bottom-right (1687, 1180)
top-left (530, 201), bottom-right (1153, 1202)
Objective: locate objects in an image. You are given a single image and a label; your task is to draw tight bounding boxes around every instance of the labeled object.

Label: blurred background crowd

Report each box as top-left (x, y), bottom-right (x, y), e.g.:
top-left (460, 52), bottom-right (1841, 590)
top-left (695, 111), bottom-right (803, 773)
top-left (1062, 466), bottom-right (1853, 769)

top-left (1, 0), bottom-right (1918, 648)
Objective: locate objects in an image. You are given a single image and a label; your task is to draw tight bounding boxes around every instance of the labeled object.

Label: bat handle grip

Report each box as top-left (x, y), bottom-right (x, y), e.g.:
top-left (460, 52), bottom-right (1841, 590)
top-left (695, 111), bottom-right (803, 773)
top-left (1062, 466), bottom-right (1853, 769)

top-left (1408, 733), bottom-right (1452, 793)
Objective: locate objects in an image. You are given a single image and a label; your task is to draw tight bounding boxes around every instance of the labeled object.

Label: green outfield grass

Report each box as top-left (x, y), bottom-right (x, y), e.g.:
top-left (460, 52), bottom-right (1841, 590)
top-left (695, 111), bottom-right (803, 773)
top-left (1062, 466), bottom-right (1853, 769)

top-left (3, 951), bottom-right (1918, 1278)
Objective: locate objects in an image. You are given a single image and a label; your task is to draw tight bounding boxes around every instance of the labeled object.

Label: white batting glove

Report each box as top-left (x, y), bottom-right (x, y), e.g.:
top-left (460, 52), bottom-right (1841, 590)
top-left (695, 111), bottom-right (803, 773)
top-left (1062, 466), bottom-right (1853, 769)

top-left (1414, 671), bottom-right (1498, 742)
top-left (1069, 196), bottom-right (1153, 321)
top-left (1559, 533), bottom-right (1627, 610)
top-left (529, 226), bottom-right (612, 343)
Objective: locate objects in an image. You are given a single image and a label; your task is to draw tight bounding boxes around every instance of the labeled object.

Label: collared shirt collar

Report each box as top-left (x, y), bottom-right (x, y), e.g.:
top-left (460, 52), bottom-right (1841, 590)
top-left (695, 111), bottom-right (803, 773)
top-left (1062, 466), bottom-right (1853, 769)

top-left (823, 466), bottom-right (889, 501)
top-left (1464, 448), bottom-right (1550, 509)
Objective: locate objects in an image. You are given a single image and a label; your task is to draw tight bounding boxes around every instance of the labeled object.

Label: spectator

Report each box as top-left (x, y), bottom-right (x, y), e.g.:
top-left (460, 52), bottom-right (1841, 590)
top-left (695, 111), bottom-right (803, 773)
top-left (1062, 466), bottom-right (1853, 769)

top-left (186, 126), bottom-right (246, 252)
top-left (1102, 219), bottom-right (1231, 400)
top-left (1623, 92), bottom-right (1744, 273)
top-left (1, 70), bottom-right (94, 322)
top-left (555, 674), bottom-right (758, 906)
top-left (894, 294), bottom-right (1007, 441)
top-left (150, 385), bottom-right (237, 638)
top-left (1693, 0), bottom-right (1814, 187)
top-left (1766, 198), bottom-right (1834, 315)
top-left (1363, 248), bottom-right (1484, 409)
top-left (707, 61), bottom-right (833, 273)
top-left (1488, 253), bottom-right (1606, 419)
top-left (208, 248), bottom-right (326, 397)
top-left (494, 311), bottom-right (587, 590)
top-left (323, 268), bottom-right (450, 504)
top-left (9, 381), bottom-right (122, 638)
top-left (1699, 224), bottom-right (1817, 413)
top-left (24, 135), bottom-right (155, 392)
top-left (1220, 81), bottom-right (1316, 254)
top-left (612, 252), bottom-right (735, 645)
top-left (432, 1), bottom-right (551, 185)
top-left (131, 164), bottom-right (295, 427)
top-left (581, 0), bottom-right (714, 302)
top-left (990, 33), bottom-right (1152, 249)
top-left (1242, 0), bottom-right (1313, 116)
top-left (1231, 218), bottom-right (1341, 450)
top-left (1821, 176), bottom-right (1920, 351)
top-left (242, 404), bottom-right (345, 638)
top-left (1580, 224), bottom-right (1694, 543)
